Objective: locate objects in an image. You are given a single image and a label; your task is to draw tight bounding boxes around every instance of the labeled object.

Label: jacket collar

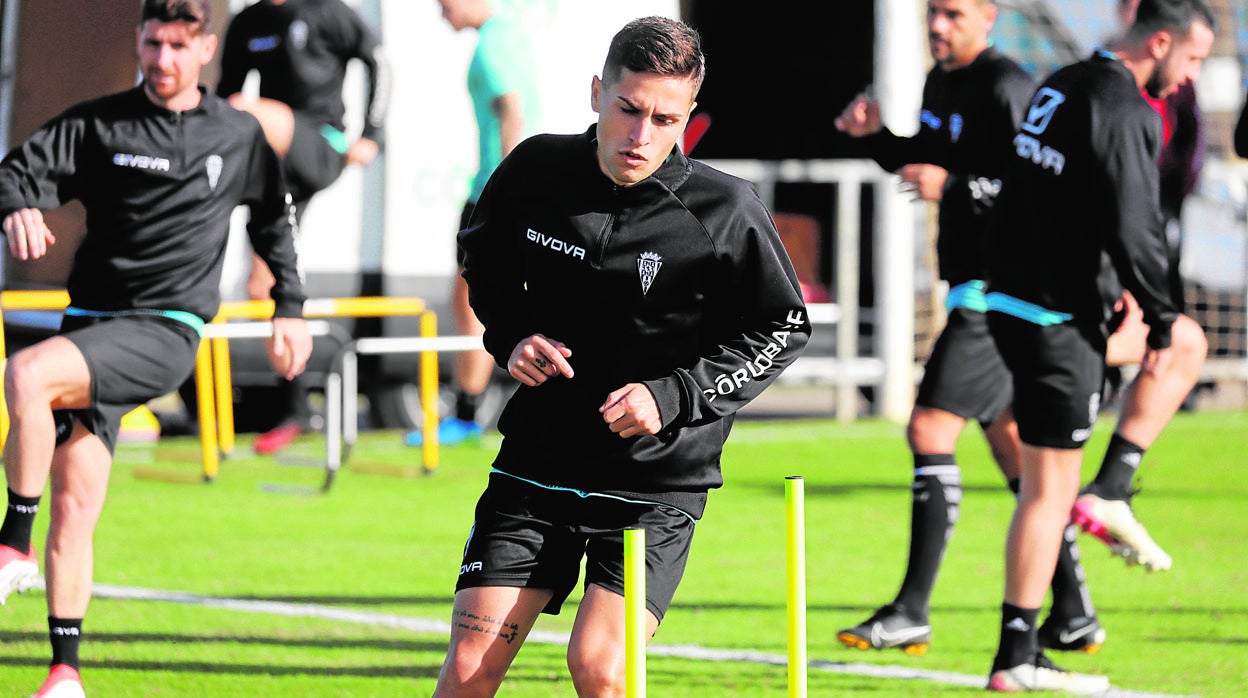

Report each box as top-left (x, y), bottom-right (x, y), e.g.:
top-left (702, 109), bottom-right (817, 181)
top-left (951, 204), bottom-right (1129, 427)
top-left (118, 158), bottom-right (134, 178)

top-left (581, 124), bottom-right (693, 194)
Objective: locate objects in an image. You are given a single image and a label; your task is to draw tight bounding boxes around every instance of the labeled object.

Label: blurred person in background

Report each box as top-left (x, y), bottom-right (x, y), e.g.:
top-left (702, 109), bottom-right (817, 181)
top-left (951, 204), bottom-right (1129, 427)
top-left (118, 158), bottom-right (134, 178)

top-left (406, 0), bottom-right (539, 448)
top-left (217, 0), bottom-right (389, 455)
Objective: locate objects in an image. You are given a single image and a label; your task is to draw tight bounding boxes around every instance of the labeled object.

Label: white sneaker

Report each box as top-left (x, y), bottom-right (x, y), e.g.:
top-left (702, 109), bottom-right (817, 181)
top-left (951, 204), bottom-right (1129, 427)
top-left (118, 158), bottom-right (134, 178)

top-left (0, 543), bottom-right (39, 604)
top-left (1072, 494), bottom-right (1172, 572)
top-left (31, 664), bottom-right (85, 698)
top-left (988, 653), bottom-right (1110, 694)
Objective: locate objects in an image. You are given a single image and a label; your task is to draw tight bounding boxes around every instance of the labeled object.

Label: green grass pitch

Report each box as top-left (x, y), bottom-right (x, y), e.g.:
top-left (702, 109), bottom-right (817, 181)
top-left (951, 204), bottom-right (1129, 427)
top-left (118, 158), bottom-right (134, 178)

top-left (1, 408), bottom-right (1244, 696)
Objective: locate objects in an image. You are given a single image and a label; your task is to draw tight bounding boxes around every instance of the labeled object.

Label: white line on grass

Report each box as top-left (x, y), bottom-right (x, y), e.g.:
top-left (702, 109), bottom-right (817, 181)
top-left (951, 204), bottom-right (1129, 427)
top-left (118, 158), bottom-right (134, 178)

top-left (84, 582), bottom-right (1194, 698)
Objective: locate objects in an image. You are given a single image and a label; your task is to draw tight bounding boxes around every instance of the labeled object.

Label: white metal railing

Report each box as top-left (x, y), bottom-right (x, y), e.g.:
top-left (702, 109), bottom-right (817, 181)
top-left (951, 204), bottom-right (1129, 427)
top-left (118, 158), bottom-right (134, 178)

top-left (702, 159), bottom-right (916, 422)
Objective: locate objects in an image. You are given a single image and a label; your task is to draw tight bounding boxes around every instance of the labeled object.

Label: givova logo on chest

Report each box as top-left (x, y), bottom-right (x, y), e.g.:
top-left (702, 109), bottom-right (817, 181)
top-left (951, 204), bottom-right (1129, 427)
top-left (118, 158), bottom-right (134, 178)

top-left (526, 228), bottom-right (586, 260)
top-left (113, 152), bottom-right (170, 172)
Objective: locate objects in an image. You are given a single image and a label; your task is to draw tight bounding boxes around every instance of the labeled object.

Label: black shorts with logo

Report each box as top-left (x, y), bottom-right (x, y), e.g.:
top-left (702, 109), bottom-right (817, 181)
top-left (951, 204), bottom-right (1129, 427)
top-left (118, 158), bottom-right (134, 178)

top-left (54, 314), bottom-right (201, 454)
top-left (455, 473), bottom-right (697, 622)
top-left (987, 312), bottom-right (1104, 450)
top-left (916, 308), bottom-right (1012, 425)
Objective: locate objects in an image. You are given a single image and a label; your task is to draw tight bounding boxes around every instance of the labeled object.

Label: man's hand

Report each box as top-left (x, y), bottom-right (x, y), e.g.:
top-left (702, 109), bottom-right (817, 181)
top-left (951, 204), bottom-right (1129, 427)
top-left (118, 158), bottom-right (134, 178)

top-left (265, 316), bottom-right (313, 380)
top-left (3, 208), bottom-right (56, 260)
top-left (345, 137), bottom-right (379, 167)
top-left (508, 334), bottom-right (573, 386)
top-left (833, 92), bottom-right (882, 137)
top-left (897, 163), bottom-right (948, 201)
top-left (599, 383), bottom-right (662, 439)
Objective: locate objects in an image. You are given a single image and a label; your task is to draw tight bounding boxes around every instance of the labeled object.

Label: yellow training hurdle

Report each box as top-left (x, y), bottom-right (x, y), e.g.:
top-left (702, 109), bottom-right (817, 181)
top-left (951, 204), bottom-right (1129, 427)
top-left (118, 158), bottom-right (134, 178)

top-left (0, 291), bottom-right (442, 482)
top-left (0, 289), bottom-right (72, 452)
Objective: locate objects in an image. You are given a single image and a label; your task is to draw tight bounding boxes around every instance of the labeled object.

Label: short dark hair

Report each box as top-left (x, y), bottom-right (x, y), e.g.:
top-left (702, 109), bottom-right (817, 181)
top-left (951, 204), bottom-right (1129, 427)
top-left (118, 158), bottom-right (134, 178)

top-left (1127, 0), bottom-right (1216, 41)
top-left (140, 0), bottom-right (212, 32)
top-left (602, 16), bottom-right (705, 95)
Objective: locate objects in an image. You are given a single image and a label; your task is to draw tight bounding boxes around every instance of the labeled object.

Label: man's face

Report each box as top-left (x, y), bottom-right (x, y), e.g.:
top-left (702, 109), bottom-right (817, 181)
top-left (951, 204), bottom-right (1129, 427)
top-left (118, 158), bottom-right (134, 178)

top-left (591, 68), bottom-right (696, 187)
top-left (928, 0), bottom-right (996, 70)
top-left (137, 19), bottom-right (216, 107)
top-left (1146, 20), bottom-right (1214, 99)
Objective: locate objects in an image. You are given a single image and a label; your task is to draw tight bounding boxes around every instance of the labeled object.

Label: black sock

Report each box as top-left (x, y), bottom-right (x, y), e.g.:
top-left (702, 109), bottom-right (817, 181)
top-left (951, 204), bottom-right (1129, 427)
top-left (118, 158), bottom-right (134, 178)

top-left (1086, 433), bottom-right (1145, 501)
top-left (454, 390), bottom-right (483, 423)
top-left (280, 375), bottom-right (312, 427)
top-left (48, 617), bottom-right (82, 670)
top-left (1048, 523), bottom-right (1096, 621)
top-left (894, 454), bottom-right (960, 618)
top-left (993, 603), bottom-right (1040, 671)
top-left (0, 489), bottom-right (40, 553)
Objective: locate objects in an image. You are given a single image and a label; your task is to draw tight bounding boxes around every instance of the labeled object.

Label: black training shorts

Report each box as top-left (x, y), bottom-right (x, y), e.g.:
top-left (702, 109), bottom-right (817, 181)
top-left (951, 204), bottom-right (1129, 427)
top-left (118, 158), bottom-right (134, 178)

top-left (987, 312), bottom-right (1104, 450)
top-left (284, 113), bottom-right (347, 204)
top-left (54, 314), bottom-right (201, 453)
top-left (455, 473), bottom-right (696, 622)
top-left (916, 308), bottom-right (1012, 425)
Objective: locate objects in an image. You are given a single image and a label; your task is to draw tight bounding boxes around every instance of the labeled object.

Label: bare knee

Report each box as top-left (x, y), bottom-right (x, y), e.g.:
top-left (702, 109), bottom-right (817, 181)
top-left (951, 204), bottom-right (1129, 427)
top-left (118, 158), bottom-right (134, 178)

top-left (436, 649), bottom-right (509, 698)
top-left (907, 407), bottom-right (964, 454)
top-left (567, 646), bottom-right (625, 698)
top-left (5, 350), bottom-right (53, 408)
top-left (1171, 315), bottom-right (1208, 372)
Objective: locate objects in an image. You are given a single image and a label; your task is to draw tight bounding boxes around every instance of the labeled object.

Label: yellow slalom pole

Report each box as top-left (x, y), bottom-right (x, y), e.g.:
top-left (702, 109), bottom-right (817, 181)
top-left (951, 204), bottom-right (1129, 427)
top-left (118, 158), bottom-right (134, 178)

top-left (195, 339), bottom-right (220, 480)
top-left (785, 475), bottom-right (807, 698)
top-left (624, 527), bottom-right (646, 698)
top-left (419, 310), bottom-right (440, 471)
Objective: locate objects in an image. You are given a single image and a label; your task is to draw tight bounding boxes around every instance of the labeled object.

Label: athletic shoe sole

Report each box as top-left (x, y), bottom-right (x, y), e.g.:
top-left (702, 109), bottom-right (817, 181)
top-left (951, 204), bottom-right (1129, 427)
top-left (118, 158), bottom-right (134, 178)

top-left (0, 558), bottom-right (39, 605)
top-left (1072, 495), bottom-right (1172, 572)
top-left (988, 663), bottom-right (1110, 694)
top-left (837, 629), bottom-right (930, 656)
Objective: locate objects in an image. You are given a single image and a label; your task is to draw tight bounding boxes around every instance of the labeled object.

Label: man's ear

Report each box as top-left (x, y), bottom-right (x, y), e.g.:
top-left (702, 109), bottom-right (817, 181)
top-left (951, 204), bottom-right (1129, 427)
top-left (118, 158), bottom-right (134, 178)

top-left (1147, 29), bottom-right (1172, 61)
top-left (590, 76), bottom-right (602, 114)
top-left (199, 32), bottom-right (219, 66)
top-left (982, 2), bottom-right (999, 32)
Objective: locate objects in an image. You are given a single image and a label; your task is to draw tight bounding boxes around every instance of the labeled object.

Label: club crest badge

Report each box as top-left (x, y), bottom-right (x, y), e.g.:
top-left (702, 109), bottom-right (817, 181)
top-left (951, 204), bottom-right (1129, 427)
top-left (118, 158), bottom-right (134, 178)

top-left (205, 155), bottom-right (223, 191)
top-left (289, 20), bottom-right (309, 50)
top-left (637, 251), bottom-right (662, 295)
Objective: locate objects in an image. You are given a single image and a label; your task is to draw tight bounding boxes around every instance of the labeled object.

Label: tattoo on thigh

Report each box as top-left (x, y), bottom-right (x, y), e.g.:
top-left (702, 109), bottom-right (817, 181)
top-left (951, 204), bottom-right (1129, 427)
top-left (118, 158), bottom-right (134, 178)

top-left (453, 609), bottom-right (521, 644)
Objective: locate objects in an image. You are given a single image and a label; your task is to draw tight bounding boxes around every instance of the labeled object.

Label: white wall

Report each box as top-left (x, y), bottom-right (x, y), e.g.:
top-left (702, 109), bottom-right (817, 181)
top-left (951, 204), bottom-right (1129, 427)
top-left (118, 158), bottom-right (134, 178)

top-left (381, 0), bottom-right (680, 280)
top-left (220, 0), bottom-right (681, 296)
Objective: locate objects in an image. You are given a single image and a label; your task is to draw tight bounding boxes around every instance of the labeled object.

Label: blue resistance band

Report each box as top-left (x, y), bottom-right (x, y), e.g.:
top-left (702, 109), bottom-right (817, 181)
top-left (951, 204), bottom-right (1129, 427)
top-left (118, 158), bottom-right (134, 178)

top-left (64, 306), bottom-right (206, 336)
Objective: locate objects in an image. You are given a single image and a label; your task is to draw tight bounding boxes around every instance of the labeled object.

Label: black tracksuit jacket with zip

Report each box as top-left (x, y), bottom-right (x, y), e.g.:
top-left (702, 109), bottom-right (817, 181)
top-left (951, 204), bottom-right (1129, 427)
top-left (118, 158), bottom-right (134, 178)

top-left (987, 52), bottom-right (1176, 349)
top-left (863, 46), bottom-right (1036, 286)
top-left (459, 125), bottom-right (811, 518)
top-left (0, 85), bottom-right (304, 321)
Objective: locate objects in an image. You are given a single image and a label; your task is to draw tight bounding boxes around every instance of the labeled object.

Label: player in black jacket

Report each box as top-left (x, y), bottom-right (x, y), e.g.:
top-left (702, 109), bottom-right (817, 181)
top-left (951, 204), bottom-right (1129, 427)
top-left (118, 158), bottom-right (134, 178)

top-left (432, 17), bottom-right (809, 696)
top-left (217, 0), bottom-right (389, 454)
top-left (0, 3), bottom-right (311, 695)
top-left (832, 0), bottom-right (1088, 656)
top-left (984, 0), bottom-right (1214, 691)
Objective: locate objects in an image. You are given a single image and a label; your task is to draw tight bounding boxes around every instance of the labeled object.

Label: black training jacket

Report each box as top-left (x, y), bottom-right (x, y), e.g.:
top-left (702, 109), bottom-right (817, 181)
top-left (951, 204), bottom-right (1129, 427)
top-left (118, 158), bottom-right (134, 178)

top-left (987, 52), bottom-right (1176, 349)
top-left (0, 86), bottom-right (304, 321)
top-left (217, 0), bottom-right (388, 146)
top-left (863, 47), bottom-right (1036, 285)
top-left (460, 126), bottom-right (811, 518)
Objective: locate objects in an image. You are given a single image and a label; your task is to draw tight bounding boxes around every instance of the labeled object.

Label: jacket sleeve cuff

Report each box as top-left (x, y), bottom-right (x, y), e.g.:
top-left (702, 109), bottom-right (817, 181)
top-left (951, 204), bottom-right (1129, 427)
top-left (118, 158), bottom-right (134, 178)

top-left (272, 297), bottom-right (306, 319)
top-left (643, 375), bottom-right (685, 430)
top-left (1146, 323), bottom-right (1173, 351)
